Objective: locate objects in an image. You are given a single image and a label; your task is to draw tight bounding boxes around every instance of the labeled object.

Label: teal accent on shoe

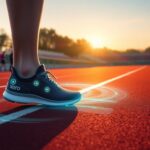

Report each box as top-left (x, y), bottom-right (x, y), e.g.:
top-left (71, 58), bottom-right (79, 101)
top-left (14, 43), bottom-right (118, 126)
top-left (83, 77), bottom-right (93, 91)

top-left (44, 86), bottom-right (50, 93)
top-left (10, 78), bottom-right (16, 85)
top-left (33, 80), bottom-right (40, 87)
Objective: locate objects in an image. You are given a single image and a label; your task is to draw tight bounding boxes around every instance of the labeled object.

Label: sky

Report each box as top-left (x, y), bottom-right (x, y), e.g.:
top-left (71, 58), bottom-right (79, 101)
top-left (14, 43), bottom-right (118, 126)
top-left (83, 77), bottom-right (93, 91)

top-left (0, 0), bottom-right (150, 50)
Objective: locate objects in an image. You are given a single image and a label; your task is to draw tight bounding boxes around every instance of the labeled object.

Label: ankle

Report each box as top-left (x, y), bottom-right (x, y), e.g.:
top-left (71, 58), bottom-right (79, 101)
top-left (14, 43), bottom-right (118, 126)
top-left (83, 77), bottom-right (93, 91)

top-left (14, 64), bottom-right (40, 78)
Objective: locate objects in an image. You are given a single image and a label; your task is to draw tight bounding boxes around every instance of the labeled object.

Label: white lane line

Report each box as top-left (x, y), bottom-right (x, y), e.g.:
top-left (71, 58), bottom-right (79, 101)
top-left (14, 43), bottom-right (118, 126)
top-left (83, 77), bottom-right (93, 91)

top-left (80, 66), bottom-right (146, 94)
top-left (77, 105), bottom-right (113, 114)
top-left (0, 85), bottom-right (6, 88)
top-left (0, 105), bottom-right (43, 125)
top-left (0, 66), bottom-right (146, 124)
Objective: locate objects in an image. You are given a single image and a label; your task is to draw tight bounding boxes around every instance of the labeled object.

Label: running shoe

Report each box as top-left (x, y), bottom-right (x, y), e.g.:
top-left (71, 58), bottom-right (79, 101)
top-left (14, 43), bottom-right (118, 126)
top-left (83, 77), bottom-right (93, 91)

top-left (3, 65), bottom-right (82, 106)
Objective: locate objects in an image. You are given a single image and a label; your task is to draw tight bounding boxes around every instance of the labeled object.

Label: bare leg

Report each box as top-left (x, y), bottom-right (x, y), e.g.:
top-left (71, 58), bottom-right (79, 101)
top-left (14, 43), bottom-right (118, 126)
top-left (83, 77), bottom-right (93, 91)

top-left (6, 0), bottom-right (44, 78)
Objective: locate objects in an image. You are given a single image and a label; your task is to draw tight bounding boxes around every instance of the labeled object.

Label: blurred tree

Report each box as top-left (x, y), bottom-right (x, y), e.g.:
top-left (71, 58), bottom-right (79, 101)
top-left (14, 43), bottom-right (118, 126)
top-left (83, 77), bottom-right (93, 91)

top-left (54, 35), bottom-right (73, 50)
top-left (39, 28), bottom-right (57, 50)
top-left (39, 28), bottom-right (92, 57)
top-left (144, 47), bottom-right (150, 53)
top-left (65, 39), bottom-right (92, 57)
top-left (125, 49), bottom-right (141, 54)
top-left (0, 29), bottom-right (11, 50)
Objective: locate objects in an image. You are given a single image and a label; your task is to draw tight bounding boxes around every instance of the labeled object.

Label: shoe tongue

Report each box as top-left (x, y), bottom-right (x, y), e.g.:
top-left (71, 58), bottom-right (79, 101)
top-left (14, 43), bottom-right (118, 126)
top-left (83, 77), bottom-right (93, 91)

top-left (36, 64), bottom-right (46, 75)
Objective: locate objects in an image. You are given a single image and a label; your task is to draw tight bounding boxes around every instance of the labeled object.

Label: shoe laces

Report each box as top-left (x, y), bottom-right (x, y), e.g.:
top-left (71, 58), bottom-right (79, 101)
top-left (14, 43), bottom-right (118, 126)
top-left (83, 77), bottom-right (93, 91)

top-left (40, 71), bottom-right (57, 82)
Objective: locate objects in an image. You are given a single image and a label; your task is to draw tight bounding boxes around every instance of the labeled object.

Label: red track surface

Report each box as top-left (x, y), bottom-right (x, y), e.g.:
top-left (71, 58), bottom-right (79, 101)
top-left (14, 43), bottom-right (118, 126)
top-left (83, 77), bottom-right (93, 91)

top-left (0, 65), bottom-right (149, 150)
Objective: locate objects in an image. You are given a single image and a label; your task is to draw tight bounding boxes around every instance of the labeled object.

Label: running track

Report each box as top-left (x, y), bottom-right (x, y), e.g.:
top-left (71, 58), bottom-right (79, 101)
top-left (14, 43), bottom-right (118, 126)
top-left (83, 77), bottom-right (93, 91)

top-left (0, 65), bottom-right (149, 150)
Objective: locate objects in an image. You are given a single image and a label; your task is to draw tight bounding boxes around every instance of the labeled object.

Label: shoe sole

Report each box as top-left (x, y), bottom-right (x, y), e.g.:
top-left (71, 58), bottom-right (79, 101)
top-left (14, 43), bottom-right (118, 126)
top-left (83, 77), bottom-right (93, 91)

top-left (3, 90), bottom-right (82, 106)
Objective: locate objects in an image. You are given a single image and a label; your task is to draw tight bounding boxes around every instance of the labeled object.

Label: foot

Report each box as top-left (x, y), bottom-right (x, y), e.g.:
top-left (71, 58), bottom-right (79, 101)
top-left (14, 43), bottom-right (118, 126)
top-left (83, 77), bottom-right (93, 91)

top-left (3, 65), bottom-right (82, 106)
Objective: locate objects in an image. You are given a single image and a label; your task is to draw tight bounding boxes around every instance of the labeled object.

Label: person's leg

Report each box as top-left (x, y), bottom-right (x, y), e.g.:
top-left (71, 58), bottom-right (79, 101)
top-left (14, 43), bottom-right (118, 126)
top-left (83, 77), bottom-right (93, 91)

top-left (6, 0), bottom-right (44, 78)
top-left (4, 0), bottom-right (82, 106)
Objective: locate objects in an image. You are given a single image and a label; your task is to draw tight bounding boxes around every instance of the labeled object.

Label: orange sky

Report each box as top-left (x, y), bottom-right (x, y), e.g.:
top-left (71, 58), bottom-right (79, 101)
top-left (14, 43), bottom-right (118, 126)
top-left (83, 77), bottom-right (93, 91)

top-left (0, 0), bottom-right (150, 50)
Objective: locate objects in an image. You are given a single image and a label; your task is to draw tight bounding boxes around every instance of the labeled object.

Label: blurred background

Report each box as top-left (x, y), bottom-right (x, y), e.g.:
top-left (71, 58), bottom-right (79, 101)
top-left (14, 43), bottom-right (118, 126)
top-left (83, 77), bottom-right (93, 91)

top-left (0, 0), bottom-right (150, 71)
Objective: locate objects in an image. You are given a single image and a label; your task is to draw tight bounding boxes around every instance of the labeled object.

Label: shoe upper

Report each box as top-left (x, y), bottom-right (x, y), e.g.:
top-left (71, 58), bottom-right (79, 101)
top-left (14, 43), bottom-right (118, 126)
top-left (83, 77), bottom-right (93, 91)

top-left (6, 65), bottom-right (81, 101)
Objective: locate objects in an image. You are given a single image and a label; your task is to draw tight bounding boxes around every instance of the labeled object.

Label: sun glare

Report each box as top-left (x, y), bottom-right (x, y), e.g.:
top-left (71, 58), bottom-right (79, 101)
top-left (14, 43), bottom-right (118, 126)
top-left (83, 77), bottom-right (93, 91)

top-left (87, 37), bottom-right (104, 49)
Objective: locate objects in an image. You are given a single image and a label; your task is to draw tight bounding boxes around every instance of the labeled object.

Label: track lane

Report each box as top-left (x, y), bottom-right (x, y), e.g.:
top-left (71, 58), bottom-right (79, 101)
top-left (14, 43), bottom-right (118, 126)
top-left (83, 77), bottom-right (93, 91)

top-left (0, 66), bottom-right (144, 114)
top-left (0, 65), bottom-right (149, 150)
top-left (43, 66), bottom-right (150, 150)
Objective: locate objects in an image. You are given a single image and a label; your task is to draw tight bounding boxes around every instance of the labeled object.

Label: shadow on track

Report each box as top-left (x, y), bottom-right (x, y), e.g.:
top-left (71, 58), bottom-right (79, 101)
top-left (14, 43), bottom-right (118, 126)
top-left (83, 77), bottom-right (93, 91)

top-left (0, 105), bottom-right (78, 150)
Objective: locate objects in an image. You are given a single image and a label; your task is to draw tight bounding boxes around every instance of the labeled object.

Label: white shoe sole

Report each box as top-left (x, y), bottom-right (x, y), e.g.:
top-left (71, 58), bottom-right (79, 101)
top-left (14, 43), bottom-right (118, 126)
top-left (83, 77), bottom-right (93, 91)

top-left (3, 90), bottom-right (81, 106)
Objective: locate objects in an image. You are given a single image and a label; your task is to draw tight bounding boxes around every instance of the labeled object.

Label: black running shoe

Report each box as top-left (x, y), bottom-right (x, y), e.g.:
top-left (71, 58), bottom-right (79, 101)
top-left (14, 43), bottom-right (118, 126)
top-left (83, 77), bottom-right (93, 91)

top-left (3, 65), bottom-right (82, 106)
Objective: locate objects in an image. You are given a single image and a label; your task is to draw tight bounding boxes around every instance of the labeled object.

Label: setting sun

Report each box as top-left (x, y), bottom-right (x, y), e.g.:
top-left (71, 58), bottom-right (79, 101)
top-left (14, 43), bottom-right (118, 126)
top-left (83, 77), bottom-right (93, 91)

top-left (86, 37), bottom-right (104, 49)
